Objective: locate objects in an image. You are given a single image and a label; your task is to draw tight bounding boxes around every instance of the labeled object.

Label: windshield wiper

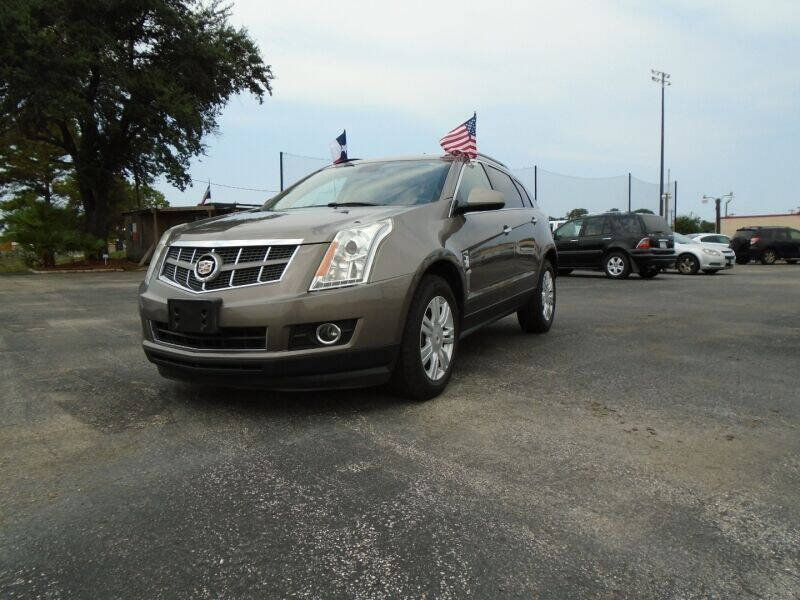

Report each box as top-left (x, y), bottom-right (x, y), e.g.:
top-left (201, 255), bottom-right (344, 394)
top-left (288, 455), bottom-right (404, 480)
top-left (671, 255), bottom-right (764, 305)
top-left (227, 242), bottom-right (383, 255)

top-left (327, 202), bottom-right (378, 207)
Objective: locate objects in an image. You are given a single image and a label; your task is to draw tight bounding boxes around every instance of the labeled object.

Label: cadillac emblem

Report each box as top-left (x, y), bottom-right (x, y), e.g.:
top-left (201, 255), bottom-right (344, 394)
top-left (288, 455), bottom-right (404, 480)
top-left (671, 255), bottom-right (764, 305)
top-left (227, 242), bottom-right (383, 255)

top-left (193, 252), bottom-right (221, 282)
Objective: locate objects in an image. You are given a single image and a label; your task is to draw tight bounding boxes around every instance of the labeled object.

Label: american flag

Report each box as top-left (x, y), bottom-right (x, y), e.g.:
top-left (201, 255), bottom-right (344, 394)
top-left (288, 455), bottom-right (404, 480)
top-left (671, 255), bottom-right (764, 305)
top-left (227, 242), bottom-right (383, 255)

top-left (439, 113), bottom-right (477, 158)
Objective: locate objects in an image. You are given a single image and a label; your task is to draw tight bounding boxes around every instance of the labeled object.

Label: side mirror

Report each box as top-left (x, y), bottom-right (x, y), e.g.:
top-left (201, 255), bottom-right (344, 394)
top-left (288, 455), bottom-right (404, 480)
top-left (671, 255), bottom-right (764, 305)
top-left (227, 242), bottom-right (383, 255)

top-left (460, 188), bottom-right (505, 213)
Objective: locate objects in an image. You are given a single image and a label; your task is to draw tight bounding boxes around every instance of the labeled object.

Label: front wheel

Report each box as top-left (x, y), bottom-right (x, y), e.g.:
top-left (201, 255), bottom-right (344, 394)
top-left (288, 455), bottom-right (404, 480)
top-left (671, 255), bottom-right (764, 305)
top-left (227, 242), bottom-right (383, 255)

top-left (390, 275), bottom-right (459, 401)
top-left (518, 260), bottom-right (556, 333)
top-left (760, 249), bottom-right (778, 265)
top-left (677, 254), bottom-right (700, 275)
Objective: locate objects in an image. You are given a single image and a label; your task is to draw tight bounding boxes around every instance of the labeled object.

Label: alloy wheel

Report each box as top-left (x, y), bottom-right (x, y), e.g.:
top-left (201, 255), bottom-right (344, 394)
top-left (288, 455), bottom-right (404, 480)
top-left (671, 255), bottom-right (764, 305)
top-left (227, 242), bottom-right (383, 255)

top-left (541, 270), bottom-right (555, 322)
top-left (420, 296), bottom-right (455, 381)
top-left (607, 256), bottom-right (625, 276)
top-left (678, 256), bottom-right (696, 274)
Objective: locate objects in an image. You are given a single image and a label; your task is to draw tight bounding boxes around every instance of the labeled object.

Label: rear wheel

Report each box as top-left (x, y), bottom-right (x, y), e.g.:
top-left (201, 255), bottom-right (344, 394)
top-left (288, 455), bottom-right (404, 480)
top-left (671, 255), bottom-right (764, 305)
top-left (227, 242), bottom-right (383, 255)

top-left (677, 253), bottom-right (700, 275)
top-left (604, 252), bottom-right (631, 279)
top-left (638, 265), bottom-right (660, 279)
top-left (760, 249), bottom-right (777, 265)
top-left (390, 275), bottom-right (458, 401)
top-left (518, 260), bottom-right (556, 333)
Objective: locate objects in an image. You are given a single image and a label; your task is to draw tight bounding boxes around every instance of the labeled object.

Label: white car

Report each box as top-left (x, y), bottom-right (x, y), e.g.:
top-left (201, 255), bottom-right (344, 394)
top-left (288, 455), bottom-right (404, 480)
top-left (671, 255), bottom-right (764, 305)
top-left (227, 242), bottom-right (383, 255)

top-left (673, 233), bottom-right (735, 274)
top-left (686, 233), bottom-right (732, 251)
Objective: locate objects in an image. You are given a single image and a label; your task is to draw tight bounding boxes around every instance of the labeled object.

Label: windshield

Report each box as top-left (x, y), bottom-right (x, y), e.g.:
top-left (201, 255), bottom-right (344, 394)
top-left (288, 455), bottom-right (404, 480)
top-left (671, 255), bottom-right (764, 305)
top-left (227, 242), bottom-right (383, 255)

top-left (264, 160), bottom-right (451, 210)
top-left (673, 233), bottom-right (696, 244)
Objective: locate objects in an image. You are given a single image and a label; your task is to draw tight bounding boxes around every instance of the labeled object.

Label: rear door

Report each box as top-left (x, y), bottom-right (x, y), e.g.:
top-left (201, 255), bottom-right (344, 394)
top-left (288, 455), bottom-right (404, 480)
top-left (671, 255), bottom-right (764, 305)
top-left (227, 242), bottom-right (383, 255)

top-left (788, 229), bottom-right (800, 257)
top-left (638, 214), bottom-right (674, 250)
top-left (772, 228), bottom-right (796, 258)
top-left (577, 216), bottom-right (612, 267)
top-left (553, 219), bottom-right (584, 267)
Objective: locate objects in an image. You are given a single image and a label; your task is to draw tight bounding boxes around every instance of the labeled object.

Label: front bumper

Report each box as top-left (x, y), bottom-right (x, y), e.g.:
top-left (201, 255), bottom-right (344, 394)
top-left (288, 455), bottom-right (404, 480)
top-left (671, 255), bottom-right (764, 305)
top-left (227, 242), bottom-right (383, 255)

top-left (139, 248), bottom-right (414, 389)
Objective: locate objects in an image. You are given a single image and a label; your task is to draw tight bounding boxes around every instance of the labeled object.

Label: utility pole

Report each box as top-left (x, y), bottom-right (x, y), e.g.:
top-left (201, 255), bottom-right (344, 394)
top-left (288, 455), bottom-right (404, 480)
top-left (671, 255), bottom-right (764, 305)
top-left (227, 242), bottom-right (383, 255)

top-left (703, 193), bottom-right (733, 233)
top-left (651, 69), bottom-right (671, 217)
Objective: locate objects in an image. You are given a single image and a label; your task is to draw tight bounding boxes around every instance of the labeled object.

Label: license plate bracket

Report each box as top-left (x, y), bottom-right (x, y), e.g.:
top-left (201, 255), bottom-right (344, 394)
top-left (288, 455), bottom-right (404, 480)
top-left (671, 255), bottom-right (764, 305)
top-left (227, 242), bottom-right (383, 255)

top-left (168, 299), bottom-right (221, 334)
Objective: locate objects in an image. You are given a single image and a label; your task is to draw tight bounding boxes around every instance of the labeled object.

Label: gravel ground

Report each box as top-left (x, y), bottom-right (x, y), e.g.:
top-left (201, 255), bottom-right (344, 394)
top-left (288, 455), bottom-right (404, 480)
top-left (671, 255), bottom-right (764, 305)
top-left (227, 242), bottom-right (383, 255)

top-left (1, 265), bottom-right (799, 599)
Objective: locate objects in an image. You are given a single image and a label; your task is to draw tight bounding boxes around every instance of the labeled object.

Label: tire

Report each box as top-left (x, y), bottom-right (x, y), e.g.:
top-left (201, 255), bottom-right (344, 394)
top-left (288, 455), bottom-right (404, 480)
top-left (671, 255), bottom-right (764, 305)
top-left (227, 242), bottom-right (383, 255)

top-left (557, 268), bottom-right (573, 276)
top-left (676, 253), bottom-right (700, 275)
top-left (760, 249), bottom-right (777, 265)
top-left (518, 260), bottom-right (556, 333)
top-left (639, 266), bottom-right (660, 279)
top-left (735, 256), bottom-right (749, 265)
top-left (604, 252), bottom-right (631, 279)
top-left (702, 269), bottom-right (718, 275)
top-left (389, 275), bottom-right (459, 401)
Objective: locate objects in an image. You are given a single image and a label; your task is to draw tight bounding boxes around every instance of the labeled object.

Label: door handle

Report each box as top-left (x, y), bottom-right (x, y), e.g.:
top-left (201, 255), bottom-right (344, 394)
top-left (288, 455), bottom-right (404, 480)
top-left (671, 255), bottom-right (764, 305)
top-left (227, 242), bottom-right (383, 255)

top-left (602, 237), bottom-right (612, 240)
top-left (503, 225), bottom-right (512, 235)
top-left (570, 239), bottom-right (579, 242)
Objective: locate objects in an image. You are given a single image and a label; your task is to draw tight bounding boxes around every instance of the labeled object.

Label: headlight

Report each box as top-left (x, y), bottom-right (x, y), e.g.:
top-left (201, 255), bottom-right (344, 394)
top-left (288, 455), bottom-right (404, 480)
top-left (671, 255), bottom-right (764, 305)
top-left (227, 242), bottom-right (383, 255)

top-left (144, 230), bottom-right (172, 284)
top-left (310, 219), bottom-right (393, 290)
top-left (702, 248), bottom-right (721, 256)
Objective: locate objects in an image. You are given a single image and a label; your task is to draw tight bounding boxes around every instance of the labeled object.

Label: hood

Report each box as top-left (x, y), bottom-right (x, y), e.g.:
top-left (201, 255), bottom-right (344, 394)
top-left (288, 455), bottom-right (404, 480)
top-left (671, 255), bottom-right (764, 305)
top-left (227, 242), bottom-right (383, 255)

top-left (169, 205), bottom-right (416, 245)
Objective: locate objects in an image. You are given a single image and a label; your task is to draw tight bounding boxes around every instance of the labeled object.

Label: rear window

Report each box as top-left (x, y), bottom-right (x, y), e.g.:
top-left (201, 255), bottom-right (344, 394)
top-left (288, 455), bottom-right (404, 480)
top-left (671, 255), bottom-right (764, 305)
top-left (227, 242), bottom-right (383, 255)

top-left (615, 214), bottom-right (643, 234)
top-left (734, 229), bottom-right (756, 239)
top-left (639, 214), bottom-right (671, 233)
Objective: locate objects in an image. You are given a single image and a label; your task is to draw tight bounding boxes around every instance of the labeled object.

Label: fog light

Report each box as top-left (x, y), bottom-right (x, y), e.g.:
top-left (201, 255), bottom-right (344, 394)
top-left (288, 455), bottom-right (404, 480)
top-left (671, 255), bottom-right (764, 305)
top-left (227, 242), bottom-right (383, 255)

top-left (315, 322), bottom-right (342, 345)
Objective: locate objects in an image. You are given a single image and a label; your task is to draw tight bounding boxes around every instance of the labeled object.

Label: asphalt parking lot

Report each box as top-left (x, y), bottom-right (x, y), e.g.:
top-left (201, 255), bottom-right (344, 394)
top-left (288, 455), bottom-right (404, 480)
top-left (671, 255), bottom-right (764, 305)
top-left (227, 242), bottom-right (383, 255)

top-left (1, 265), bottom-right (799, 599)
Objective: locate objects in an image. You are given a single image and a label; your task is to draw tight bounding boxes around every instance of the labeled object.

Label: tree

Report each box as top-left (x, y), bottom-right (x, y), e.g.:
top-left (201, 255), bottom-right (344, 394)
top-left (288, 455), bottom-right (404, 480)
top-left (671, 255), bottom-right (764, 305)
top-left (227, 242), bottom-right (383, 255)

top-left (0, 192), bottom-right (101, 266)
top-left (0, 133), bottom-right (70, 206)
top-left (674, 213), bottom-right (718, 234)
top-left (56, 175), bottom-right (168, 241)
top-left (567, 208), bottom-right (589, 220)
top-left (633, 208), bottom-right (654, 214)
top-left (1, 0), bottom-right (273, 246)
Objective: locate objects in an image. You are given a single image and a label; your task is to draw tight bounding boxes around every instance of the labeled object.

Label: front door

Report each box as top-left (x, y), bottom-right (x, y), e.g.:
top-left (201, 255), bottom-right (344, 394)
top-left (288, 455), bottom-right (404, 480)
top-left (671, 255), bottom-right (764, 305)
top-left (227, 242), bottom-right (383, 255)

top-left (553, 219), bottom-right (585, 267)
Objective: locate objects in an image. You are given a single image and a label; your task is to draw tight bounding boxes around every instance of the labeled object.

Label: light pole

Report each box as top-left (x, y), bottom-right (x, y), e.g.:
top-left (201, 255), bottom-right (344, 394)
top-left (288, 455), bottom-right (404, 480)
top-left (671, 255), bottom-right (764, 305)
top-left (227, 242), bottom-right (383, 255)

top-left (702, 193), bottom-right (733, 233)
top-left (651, 69), bottom-right (671, 217)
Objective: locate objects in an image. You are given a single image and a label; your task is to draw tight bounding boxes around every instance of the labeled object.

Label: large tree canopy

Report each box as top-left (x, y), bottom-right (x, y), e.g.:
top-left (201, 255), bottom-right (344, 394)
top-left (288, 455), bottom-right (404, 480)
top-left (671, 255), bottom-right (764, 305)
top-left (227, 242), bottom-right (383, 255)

top-left (0, 0), bottom-right (273, 240)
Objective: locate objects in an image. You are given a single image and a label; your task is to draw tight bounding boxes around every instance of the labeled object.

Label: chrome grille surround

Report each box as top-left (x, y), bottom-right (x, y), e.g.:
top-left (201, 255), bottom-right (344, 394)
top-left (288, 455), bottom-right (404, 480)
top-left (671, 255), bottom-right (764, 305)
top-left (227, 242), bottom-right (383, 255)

top-left (157, 239), bottom-right (302, 294)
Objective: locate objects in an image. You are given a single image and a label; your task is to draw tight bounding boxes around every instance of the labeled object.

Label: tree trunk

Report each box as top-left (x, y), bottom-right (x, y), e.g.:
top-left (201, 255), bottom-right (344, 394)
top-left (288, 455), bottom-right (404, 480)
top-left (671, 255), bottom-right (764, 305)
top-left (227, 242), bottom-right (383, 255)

top-left (77, 171), bottom-right (112, 259)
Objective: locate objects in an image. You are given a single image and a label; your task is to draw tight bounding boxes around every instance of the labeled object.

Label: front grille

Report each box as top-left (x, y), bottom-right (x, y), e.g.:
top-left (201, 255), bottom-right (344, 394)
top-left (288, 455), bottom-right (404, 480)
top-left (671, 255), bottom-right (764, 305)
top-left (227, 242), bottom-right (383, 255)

top-left (158, 243), bottom-right (297, 293)
top-left (151, 321), bottom-right (267, 351)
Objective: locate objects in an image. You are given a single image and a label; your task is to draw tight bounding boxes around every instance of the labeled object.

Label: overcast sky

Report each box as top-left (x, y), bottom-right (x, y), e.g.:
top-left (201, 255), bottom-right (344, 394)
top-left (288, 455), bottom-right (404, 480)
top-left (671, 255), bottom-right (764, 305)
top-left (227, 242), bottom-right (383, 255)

top-left (157, 0), bottom-right (800, 219)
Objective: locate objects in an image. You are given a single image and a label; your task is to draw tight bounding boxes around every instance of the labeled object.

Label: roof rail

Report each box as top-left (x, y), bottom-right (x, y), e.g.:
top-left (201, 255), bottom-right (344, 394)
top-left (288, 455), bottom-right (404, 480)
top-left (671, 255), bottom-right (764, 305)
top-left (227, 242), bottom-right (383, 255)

top-left (476, 152), bottom-right (508, 168)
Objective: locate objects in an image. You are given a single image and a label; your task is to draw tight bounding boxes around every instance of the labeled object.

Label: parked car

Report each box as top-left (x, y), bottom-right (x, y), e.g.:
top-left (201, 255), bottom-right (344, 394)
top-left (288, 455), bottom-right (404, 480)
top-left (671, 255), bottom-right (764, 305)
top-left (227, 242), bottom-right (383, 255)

top-left (672, 233), bottom-right (734, 275)
top-left (687, 233), bottom-right (732, 249)
top-left (730, 226), bottom-right (800, 264)
top-left (138, 154), bottom-right (557, 400)
top-left (552, 212), bottom-right (675, 279)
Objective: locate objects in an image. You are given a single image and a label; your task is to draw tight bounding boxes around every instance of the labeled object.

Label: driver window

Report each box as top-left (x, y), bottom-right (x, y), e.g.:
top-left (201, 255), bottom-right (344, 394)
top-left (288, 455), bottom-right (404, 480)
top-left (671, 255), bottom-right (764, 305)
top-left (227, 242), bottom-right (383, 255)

top-left (455, 162), bottom-right (491, 206)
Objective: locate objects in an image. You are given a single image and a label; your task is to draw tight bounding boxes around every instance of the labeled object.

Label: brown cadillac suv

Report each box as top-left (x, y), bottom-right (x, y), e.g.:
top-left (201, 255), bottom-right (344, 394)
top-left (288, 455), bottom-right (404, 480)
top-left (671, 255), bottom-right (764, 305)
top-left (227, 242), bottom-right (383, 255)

top-left (139, 154), bottom-right (558, 399)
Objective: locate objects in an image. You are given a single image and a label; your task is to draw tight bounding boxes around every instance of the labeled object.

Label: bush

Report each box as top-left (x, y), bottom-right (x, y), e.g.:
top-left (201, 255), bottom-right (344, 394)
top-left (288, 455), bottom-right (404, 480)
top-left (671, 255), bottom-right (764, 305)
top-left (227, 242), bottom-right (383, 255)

top-left (0, 194), bottom-right (102, 267)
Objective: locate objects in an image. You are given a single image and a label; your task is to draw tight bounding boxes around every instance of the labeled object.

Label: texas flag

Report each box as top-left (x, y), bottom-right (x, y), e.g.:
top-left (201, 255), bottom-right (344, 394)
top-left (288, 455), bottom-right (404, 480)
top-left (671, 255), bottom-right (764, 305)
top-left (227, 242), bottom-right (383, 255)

top-left (330, 130), bottom-right (347, 164)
